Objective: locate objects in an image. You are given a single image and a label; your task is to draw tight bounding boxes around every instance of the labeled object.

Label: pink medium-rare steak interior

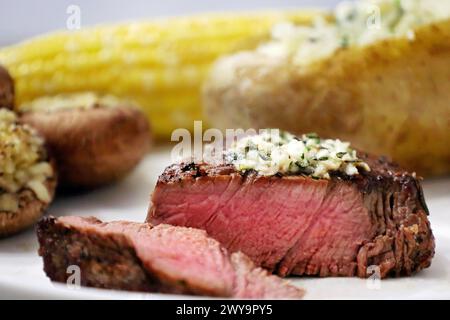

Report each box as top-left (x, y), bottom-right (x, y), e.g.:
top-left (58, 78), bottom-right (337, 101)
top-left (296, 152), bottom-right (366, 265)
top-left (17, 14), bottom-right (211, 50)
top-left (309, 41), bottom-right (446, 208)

top-left (129, 221), bottom-right (236, 295)
top-left (231, 251), bottom-right (305, 299)
top-left (37, 216), bottom-right (304, 298)
top-left (147, 155), bottom-right (434, 278)
top-left (150, 174), bottom-right (374, 276)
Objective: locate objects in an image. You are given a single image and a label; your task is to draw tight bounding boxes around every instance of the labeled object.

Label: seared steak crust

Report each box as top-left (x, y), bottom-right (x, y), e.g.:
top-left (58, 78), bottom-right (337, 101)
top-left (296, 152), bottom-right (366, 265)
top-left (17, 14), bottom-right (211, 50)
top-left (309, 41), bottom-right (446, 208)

top-left (38, 216), bottom-right (159, 293)
top-left (148, 153), bottom-right (434, 278)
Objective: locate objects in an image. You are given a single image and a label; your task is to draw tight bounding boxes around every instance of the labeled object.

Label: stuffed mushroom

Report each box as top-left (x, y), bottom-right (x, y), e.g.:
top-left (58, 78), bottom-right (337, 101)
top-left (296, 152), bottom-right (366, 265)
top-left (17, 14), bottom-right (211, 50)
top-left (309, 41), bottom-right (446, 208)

top-left (0, 109), bottom-right (56, 237)
top-left (19, 92), bottom-right (151, 189)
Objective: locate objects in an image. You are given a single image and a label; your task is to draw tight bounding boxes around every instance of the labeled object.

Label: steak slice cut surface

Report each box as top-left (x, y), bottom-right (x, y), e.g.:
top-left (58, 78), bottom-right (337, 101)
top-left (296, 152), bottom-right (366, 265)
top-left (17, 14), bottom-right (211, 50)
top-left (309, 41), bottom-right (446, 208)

top-left (147, 153), bottom-right (434, 278)
top-left (37, 216), bottom-right (304, 299)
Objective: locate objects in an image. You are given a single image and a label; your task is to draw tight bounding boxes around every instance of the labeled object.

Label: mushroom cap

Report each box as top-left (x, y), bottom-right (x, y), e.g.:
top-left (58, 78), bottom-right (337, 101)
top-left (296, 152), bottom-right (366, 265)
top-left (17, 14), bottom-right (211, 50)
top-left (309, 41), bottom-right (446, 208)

top-left (20, 105), bottom-right (151, 189)
top-left (0, 176), bottom-right (56, 237)
top-left (0, 65), bottom-right (14, 110)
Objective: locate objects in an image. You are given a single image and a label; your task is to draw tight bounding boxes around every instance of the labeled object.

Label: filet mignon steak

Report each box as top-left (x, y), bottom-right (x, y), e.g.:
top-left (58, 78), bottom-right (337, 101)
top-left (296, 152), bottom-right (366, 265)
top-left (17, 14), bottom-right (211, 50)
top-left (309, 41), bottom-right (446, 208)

top-left (147, 154), bottom-right (434, 278)
top-left (37, 216), bottom-right (304, 298)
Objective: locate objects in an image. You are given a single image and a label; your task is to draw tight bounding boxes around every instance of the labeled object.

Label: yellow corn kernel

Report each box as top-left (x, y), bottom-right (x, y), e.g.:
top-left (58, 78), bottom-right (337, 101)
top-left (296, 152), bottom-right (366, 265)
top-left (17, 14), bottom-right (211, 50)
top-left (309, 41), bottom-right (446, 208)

top-left (0, 11), bottom-right (321, 140)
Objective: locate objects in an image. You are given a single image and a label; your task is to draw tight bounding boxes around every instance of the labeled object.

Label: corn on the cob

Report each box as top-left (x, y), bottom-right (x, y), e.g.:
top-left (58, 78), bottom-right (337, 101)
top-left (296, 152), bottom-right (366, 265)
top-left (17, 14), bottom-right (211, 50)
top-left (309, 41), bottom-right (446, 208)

top-left (0, 11), bottom-right (320, 141)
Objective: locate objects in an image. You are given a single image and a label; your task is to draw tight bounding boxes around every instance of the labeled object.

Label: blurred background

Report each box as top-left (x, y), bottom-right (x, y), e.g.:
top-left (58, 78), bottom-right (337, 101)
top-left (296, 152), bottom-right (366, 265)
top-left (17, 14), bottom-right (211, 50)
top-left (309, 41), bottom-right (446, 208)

top-left (0, 0), bottom-right (338, 46)
top-left (1, 0), bottom-right (448, 176)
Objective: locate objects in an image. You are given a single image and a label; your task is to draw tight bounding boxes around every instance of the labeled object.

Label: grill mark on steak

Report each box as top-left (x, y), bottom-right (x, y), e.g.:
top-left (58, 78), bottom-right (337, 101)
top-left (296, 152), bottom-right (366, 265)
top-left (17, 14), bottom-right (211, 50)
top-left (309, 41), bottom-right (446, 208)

top-left (37, 216), bottom-right (304, 298)
top-left (148, 152), bottom-right (434, 278)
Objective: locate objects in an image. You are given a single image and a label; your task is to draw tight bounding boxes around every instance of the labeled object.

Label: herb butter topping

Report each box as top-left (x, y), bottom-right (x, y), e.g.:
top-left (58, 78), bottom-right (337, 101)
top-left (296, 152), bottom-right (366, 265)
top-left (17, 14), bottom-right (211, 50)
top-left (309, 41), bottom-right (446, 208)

top-left (0, 109), bottom-right (53, 212)
top-left (258, 0), bottom-right (450, 66)
top-left (225, 130), bottom-right (370, 179)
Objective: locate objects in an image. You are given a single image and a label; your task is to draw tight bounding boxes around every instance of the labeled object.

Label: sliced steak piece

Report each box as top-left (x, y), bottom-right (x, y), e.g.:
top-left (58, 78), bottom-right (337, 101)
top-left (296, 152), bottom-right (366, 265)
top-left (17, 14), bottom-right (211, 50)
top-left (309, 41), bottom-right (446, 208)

top-left (147, 153), bottom-right (434, 278)
top-left (37, 216), bottom-right (304, 299)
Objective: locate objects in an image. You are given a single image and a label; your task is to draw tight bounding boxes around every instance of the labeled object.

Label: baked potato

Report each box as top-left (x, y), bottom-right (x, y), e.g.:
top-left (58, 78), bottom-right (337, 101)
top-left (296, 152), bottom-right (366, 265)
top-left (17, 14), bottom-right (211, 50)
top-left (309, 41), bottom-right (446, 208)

top-left (203, 0), bottom-right (450, 176)
top-left (0, 109), bottom-right (56, 237)
top-left (0, 65), bottom-right (14, 110)
top-left (19, 93), bottom-right (151, 189)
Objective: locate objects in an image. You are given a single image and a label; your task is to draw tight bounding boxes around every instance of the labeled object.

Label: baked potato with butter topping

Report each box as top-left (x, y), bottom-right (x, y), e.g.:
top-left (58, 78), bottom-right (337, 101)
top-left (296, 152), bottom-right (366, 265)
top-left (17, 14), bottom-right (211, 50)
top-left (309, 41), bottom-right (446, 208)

top-left (203, 0), bottom-right (450, 176)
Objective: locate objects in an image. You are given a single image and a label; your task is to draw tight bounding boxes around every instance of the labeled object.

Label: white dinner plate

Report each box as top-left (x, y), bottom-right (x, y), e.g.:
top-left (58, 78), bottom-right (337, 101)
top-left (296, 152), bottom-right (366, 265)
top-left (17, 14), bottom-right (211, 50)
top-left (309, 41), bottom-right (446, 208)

top-left (0, 147), bottom-right (449, 299)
